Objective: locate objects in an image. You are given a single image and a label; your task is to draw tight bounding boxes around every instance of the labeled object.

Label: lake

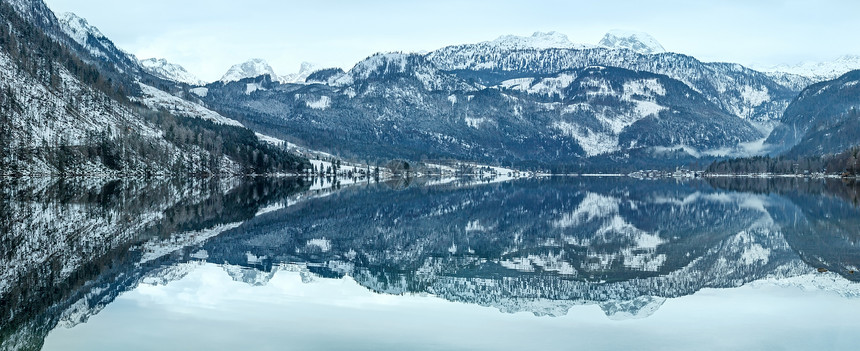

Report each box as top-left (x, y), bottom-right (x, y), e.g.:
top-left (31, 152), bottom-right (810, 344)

top-left (2, 176), bottom-right (859, 350)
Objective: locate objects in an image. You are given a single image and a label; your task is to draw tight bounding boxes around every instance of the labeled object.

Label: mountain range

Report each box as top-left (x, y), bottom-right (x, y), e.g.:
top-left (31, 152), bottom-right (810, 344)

top-left (758, 55), bottom-right (860, 82)
top-left (3, 0), bottom-right (860, 172)
top-left (190, 30), bottom-right (858, 169)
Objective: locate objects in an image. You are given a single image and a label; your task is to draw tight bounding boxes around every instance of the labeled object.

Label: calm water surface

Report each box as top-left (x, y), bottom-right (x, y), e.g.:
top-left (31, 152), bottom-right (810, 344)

top-left (2, 176), bottom-right (859, 350)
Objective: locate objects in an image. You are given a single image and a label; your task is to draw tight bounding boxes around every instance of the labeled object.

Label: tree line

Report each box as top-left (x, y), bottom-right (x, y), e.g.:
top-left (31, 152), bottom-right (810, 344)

top-left (707, 147), bottom-right (860, 176)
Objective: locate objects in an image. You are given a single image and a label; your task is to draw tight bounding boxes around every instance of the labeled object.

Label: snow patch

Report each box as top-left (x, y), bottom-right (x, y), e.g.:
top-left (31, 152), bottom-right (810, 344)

top-left (306, 238), bottom-right (332, 252)
top-left (553, 122), bottom-right (618, 156)
top-left (245, 83), bottom-right (264, 95)
top-left (465, 117), bottom-right (488, 128)
top-left (499, 78), bottom-right (535, 91)
top-left (553, 193), bottom-right (620, 228)
top-left (135, 83), bottom-right (244, 127)
top-left (190, 87), bottom-right (208, 97)
top-left (741, 243), bottom-right (771, 265)
top-left (740, 85), bottom-right (770, 107)
top-left (255, 133), bottom-right (284, 145)
top-left (306, 96), bottom-right (332, 110)
top-left (465, 220), bottom-right (490, 232)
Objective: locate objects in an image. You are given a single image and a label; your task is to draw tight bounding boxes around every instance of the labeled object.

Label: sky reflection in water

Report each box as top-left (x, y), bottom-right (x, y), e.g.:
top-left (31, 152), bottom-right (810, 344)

top-left (2, 176), bottom-right (859, 350)
top-left (44, 263), bottom-right (860, 351)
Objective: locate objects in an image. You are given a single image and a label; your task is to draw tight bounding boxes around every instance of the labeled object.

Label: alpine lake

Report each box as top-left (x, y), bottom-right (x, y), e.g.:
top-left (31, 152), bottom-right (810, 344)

top-left (2, 175), bottom-right (859, 350)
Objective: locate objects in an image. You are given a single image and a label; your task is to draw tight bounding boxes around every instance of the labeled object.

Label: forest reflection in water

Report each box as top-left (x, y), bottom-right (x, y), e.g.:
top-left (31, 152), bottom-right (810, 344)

top-left (1, 175), bottom-right (859, 350)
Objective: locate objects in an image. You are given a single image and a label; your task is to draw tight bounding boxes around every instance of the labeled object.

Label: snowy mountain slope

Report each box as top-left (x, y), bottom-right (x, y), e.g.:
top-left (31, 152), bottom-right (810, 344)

top-left (183, 29), bottom-right (807, 168)
top-left (481, 31), bottom-right (597, 51)
top-left (761, 55), bottom-right (860, 82)
top-left (761, 71), bottom-right (815, 92)
top-left (340, 52), bottom-right (477, 91)
top-left (427, 33), bottom-right (801, 125)
top-left (0, 47), bottom-right (188, 175)
top-left (56, 12), bottom-right (140, 75)
top-left (521, 67), bottom-right (761, 157)
top-left (9, 1), bottom-right (132, 76)
top-left (140, 58), bottom-right (205, 86)
top-left (598, 30), bottom-right (666, 54)
top-left (9, 2), bottom-right (216, 101)
top-left (134, 83), bottom-right (244, 127)
top-left (220, 58), bottom-right (280, 83)
top-left (57, 12), bottom-right (105, 48)
top-left (6, 0), bottom-right (64, 37)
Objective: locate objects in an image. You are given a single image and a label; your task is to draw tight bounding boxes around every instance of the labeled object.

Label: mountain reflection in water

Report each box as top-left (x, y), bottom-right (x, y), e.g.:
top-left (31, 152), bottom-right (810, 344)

top-left (1, 176), bottom-right (859, 350)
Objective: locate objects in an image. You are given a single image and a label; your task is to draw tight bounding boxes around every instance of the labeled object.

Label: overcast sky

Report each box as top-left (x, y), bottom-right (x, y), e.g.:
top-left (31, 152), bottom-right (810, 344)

top-left (43, 0), bottom-right (860, 82)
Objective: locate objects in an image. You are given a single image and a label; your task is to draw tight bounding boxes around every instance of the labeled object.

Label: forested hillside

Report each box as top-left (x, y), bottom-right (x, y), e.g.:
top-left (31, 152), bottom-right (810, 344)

top-left (0, 1), bottom-right (308, 176)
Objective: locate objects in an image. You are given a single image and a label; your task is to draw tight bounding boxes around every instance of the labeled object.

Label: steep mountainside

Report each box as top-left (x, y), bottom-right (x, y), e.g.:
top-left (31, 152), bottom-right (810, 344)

top-left (56, 12), bottom-right (140, 76)
top-left (198, 53), bottom-right (762, 170)
top-left (10, 2), bottom-right (198, 95)
top-left (767, 70), bottom-right (860, 156)
top-left (0, 0), bottom-right (308, 175)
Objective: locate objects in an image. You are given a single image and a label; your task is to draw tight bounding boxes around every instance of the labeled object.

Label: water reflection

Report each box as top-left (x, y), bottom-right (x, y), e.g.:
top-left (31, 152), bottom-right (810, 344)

top-left (2, 176), bottom-right (860, 350)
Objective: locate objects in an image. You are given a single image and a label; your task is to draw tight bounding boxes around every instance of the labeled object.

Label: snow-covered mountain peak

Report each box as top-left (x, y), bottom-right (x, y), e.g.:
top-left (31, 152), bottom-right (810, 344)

top-left (598, 30), bottom-right (666, 55)
top-left (140, 58), bottom-right (205, 86)
top-left (58, 12), bottom-right (106, 46)
top-left (489, 31), bottom-right (595, 50)
top-left (55, 11), bottom-right (140, 70)
top-left (350, 52), bottom-right (413, 78)
top-left (298, 61), bottom-right (317, 73)
top-left (280, 62), bottom-right (321, 84)
top-left (220, 58), bottom-right (279, 83)
top-left (762, 54), bottom-right (860, 82)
